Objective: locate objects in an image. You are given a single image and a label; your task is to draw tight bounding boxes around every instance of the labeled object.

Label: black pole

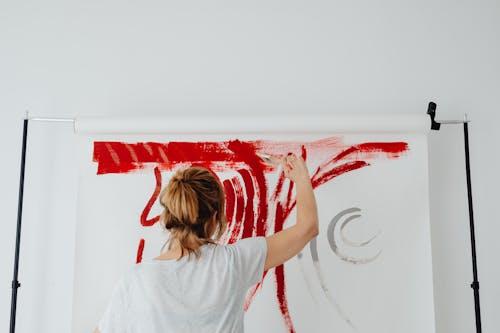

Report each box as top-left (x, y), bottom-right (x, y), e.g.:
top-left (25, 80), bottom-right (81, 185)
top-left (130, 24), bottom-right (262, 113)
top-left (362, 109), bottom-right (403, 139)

top-left (463, 121), bottom-right (482, 333)
top-left (10, 118), bottom-right (28, 333)
top-left (427, 101), bottom-right (482, 332)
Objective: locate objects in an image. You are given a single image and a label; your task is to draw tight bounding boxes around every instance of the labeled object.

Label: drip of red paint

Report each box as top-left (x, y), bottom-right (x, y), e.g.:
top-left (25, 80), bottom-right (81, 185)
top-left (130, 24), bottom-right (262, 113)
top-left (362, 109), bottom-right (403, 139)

top-left (273, 202), bottom-right (296, 332)
top-left (275, 265), bottom-right (295, 333)
top-left (136, 238), bottom-right (145, 264)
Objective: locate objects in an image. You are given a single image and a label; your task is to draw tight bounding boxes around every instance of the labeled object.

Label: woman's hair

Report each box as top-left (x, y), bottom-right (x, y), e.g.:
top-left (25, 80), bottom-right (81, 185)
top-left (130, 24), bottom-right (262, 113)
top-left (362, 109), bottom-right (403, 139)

top-left (159, 166), bottom-right (227, 259)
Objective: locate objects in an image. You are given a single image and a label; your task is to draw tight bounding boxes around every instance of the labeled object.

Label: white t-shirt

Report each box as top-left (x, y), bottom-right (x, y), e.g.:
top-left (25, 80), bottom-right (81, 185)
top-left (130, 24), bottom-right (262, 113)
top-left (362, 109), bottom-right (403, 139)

top-left (97, 236), bottom-right (268, 333)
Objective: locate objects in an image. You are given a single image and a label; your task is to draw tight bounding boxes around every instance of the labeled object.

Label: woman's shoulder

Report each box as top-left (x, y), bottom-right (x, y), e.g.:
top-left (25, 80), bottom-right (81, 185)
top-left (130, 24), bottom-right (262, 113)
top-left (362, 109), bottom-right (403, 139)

top-left (223, 236), bottom-right (267, 250)
top-left (216, 237), bottom-right (268, 260)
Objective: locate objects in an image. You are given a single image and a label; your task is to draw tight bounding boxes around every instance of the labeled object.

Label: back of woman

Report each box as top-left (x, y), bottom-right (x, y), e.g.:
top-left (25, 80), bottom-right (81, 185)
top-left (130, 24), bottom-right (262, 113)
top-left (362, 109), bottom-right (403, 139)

top-left (103, 238), bottom-right (266, 332)
top-left (96, 154), bottom-right (318, 333)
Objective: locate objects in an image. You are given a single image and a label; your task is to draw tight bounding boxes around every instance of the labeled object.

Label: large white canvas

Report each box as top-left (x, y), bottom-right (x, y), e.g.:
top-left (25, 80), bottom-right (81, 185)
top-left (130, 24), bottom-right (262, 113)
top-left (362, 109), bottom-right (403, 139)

top-left (72, 131), bottom-right (434, 333)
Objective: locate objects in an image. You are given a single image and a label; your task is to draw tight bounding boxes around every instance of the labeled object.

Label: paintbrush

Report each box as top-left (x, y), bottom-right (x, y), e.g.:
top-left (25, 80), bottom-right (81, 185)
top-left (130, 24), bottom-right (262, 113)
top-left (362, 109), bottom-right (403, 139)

top-left (256, 152), bottom-right (282, 166)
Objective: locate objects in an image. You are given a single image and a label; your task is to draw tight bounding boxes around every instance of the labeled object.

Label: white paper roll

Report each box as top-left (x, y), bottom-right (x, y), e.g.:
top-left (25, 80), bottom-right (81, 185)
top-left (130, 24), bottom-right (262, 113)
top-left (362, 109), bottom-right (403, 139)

top-left (74, 113), bottom-right (430, 134)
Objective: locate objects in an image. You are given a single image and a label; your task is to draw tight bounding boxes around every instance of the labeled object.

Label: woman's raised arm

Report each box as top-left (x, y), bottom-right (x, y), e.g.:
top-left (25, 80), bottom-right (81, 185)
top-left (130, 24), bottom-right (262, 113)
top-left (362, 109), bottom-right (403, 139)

top-left (264, 153), bottom-right (319, 271)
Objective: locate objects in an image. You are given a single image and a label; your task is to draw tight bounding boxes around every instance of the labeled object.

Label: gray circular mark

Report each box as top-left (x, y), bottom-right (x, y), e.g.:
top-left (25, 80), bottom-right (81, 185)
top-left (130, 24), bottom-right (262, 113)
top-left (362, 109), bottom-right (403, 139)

top-left (339, 214), bottom-right (362, 246)
top-left (327, 208), bottom-right (381, 265)
top-left (340, 215), bottom-right (380, 247)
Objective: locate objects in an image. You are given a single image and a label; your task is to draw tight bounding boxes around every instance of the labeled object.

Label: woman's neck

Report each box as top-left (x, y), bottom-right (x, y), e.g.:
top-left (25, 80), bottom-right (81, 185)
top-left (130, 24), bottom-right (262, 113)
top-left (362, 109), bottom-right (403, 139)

top-left (154, 238), bottom-right (202, 260)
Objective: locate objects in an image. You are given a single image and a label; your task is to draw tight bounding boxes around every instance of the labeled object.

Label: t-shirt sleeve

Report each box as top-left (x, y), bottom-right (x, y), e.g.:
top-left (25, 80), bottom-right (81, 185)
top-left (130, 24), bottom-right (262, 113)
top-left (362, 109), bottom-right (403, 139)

top-left (227, 236), bottom-right (268, 288)
top-left (97, 275), bottom-right (129, 333)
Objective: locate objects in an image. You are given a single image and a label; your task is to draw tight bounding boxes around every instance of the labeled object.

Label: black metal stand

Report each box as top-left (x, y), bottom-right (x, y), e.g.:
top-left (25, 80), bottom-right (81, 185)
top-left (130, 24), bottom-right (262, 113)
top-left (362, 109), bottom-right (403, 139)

top-left (10, 118), bottom-right (28, 333)
top-left (9, 109), bottom-right (482, 332)
top-left (464, 121), bottom-right (482, 333)
top-left (427, 102), bottom-right (482, 333)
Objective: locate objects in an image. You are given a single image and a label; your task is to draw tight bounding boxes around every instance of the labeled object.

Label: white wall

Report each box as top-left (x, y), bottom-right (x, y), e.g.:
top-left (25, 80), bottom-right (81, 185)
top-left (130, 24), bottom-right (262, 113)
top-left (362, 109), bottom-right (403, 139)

top-left (1, 1), bottom-right (498, 332)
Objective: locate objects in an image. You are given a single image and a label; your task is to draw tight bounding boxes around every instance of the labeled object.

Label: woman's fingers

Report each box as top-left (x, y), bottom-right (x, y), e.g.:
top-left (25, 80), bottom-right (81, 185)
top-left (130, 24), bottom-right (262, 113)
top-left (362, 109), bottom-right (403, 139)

top-left (280, 158), bottom-right (291, 176)
top-left (283, 166), bottom-right (291, 178)
top-left (280, 152), bottom-right (307, 181)
top-left (286, 154), bottom-right (296, 165)
top-left (281, 156), bottom-right (293, 178)
top-left (280, 157), bottom-right (288, 168)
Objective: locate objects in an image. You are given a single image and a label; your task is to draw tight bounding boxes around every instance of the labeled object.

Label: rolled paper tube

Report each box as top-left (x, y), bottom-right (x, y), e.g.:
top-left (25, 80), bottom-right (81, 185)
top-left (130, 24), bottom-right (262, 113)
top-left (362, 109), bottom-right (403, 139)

top-left (74, 113), bottom-right (431, 134)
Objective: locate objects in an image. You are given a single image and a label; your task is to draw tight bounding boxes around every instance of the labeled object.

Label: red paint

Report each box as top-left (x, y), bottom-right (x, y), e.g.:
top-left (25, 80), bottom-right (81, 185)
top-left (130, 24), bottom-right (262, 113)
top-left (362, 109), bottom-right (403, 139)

top-left (271, 172), bottom-right (286, 202)
top-left (233, 178), bottom-right (245, 225)
top-left (93, 140), bottom-right (407, 176)
top-left (331, 142), bottom-right (408, 164)
top-left (276, 264), bottom-right (295, 333)
top-left (300, 144), bottom-right (307, 160)
top-left (239, 169), bottom-right (255, 239)
top-left (93, 136), bottom-right (410, 331)
top-left (223, 179), bottom-right (235, 228)
top-left (312, 160), bottom-right (369, 188)
top-left (228, 178), bottom-right (245, 244)
top-left (227, 140), bottom-right (268, 239)
top-left (136, 238), bottom-right (145, 264)
top-left (285, 180), bottom-right (295, 212)
top-left (140, 166), bottom-right (162, 227)
top-left (93, 140), bottom-right (273, 175)
top-left (274, 202), bottom-right (295, 332)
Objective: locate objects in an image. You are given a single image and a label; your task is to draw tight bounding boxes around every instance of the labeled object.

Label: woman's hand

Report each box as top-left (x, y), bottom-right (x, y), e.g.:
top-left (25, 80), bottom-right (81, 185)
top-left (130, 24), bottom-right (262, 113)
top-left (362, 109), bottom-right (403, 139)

top-left (281, 153), bottom-right (310, 184)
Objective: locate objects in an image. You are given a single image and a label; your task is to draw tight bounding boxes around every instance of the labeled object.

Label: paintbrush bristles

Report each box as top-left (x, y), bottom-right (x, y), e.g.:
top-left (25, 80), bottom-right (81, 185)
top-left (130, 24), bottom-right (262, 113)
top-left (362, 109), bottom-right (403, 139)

top-left (256, 152), bottom-right (281, 166)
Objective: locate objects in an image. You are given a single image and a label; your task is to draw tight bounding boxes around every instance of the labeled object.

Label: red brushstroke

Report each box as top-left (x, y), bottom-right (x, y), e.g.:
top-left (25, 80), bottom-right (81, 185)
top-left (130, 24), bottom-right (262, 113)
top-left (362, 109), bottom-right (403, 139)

top-left (140, 166), bottom-right (162, 227)
top-left (274, 202), bottom-right (295, 332)
top-left (239, 169), bottom-right (255, 239)
top-left (223, 179), bottom-right (235, 228)
top-left (227, 140), bottom-right (268, 239)
top-left (93, 140), bottom-right (273, 175)
top-left (285, 180), bottom-right (294, 212)
top-left (136, 238), bottom-right (145, 264)
top-left (271, 171), bottom-right (286, 202)
top-left (233, 179), bottom-right (245, 225)
top-left (228, 178), bottom-right (245, 244)
top-left (92, 137), bottom-right (409, 332)
top-left (312, 161), bottom-right (369, 188)
top-left (276, 264), bottom-right (294, 333)
top-left (330, 142), bottom-right (408, 164)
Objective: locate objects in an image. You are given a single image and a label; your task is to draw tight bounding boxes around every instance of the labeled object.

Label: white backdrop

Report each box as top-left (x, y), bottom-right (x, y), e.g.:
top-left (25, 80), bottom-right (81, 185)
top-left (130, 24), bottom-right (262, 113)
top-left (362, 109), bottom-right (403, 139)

top-left (73, 117), bottom-right (434, 333)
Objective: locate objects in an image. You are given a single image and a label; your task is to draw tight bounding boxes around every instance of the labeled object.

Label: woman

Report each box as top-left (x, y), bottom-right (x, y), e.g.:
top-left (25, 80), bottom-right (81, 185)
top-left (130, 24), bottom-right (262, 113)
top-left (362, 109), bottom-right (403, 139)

top-left (94, 153), bottom-right (319, 332)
